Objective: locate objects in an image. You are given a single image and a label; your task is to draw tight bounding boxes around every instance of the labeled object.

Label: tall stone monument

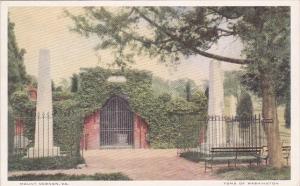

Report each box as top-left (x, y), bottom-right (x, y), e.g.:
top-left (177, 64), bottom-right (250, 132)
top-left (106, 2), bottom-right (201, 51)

top-left (206, 60), bottom-right (227, 147)
top-left (27, 49), bottom-right (60, 158)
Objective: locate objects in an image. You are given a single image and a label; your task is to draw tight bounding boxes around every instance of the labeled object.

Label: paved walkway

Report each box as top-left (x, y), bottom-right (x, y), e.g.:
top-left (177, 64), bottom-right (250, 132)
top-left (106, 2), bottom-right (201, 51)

top-left (9, 149), bottom-right (219, 180)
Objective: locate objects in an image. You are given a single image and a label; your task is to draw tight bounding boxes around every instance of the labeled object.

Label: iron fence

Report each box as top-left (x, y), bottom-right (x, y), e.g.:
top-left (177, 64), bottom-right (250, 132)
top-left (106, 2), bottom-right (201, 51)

top-left (175, 114), bottom-right (268, 156)
top-left (8, 112), bottom-right (84, 159)
top-left (9, 111), bottom-right (279, 159)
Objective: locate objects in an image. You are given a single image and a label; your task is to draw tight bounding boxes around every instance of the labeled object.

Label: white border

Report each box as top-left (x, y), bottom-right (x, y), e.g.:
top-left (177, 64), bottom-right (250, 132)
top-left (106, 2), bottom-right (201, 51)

top-left (1, 1), bottom-right (300, 186)
top-left (0, 1), bottom-right (8, 185)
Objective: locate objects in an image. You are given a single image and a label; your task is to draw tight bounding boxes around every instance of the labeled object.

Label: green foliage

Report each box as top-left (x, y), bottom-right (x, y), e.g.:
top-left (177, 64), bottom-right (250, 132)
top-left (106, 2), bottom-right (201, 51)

top-left (157, 93), bottom-right (172, 103)
top-left (52, 91), bottom-right (84, 154)
top-left (166, 97), bottom-right (197, 113)
top-left (190, 90), bottom-right (208, 112)
top-left (76, 67), bottom-right (207, 148)
top-left (66, 7), bottom-right (247, 66)
top-left (224, 71), bottom-right (245, 99)
top-left (236, 92), bottom-right (253, 128)
top-left (8, 172), bottom-right (131, 181)
top-left (151, 76), bottom-right (200, 100)
top-left (179, 151), bottom-right (207, 162)
top-left (216, 166), bottom-right (290, 180)
top-left (8, 105), bottom-right (15, 156)
top-left (151, 77), bottom-right (172, 96)
top-left (8, 156), bottom-right (84, 171)
top-left (169, 79), bottom-right (198, 99)
top-left (185, 80), bottom-right (192, 101)
top-left (205, 87), bottom-right (209, 99)
top-left (53, 91), bottom-right (73, 101)
top-left (237, 7), bottom-right (290, 104)
top-left (174, 114), bottom-right (207, 149)
top-left (67, 6), bottom-right (290, 106)
top-left (236, 92), bottom-right (253, 119)
top-left (10, 90), bottom-right (36, 140)
top-left (8, 18), bottom-right (34, 140)
top-left (58, 78), bottom-right (71, 92)
top-left (10, 91), bottom-right (35, 114)
top-left (67, 6), bottom-right (289, 106)
top-left (8, 18), bottom-right (29, 97)
top-left (71, 73), bottom-right (79, 92)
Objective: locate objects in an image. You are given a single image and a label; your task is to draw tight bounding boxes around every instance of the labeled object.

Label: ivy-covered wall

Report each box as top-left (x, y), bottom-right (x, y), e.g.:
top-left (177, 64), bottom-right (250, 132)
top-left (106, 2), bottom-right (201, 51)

top-left (75, 67), bottom-right (208, 148)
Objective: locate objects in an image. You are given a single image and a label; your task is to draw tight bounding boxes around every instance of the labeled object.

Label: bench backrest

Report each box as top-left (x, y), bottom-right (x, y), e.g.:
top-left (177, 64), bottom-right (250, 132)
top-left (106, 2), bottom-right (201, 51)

top-left (282, 146), bottom-right (291, 157)
top-left (210, 147), bottom-right (262, 157)
top-left (262, 145), bottom-right (291, 155)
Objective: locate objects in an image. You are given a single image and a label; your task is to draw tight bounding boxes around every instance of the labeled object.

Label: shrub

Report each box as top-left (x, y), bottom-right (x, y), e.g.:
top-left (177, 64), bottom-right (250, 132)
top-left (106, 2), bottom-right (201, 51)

top-left (179, 151), bottom-right (207, 162)
top-left (216, 166), bottom-right (290, 180)
top-left (236, 92), bottom-right (253, 127)
top-left (8, 172), bottom-right (131, 181)
top-left (8, 156), bottom-right (84, 171)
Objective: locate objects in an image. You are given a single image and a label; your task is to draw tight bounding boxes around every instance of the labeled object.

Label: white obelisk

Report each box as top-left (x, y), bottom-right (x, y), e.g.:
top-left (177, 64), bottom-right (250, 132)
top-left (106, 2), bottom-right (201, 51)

top-left (27, 49), bottom-right (60, 158)
top-left (206, 60), bottom-right (227, 147)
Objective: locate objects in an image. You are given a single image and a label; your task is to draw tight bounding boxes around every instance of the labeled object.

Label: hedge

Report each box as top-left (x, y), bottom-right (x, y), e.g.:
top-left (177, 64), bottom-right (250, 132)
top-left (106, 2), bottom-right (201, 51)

top-left (8, 155), bottom-right (84, 171)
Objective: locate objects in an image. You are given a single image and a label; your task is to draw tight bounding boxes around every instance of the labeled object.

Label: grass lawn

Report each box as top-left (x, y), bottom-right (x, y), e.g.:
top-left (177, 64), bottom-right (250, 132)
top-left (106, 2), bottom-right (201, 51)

top-left (179, 151), bottom-right (206, 162)
top-left (8, 156), bottom-right (85, 171)
top-left (216, 166), bottom-right (290, 180)
top-left (8, 172), bottom-right (131, 181)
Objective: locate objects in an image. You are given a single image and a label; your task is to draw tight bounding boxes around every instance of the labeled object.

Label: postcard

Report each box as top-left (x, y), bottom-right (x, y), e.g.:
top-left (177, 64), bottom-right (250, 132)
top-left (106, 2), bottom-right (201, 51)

top-left (1, 1), bottom-right (299, 186)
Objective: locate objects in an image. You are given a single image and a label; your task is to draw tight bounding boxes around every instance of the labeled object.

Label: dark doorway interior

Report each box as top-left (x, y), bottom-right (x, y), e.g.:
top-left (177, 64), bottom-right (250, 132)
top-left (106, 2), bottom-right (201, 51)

top-left (100, 95), bottom-right (134, 148)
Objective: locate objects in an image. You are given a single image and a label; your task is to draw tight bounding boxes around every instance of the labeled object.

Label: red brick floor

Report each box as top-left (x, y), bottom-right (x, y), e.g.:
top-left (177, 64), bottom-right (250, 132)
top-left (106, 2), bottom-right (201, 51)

top-left (9, 149), bottom-right (219, 180)
top-left (83, 149), bottom-right (219, 180)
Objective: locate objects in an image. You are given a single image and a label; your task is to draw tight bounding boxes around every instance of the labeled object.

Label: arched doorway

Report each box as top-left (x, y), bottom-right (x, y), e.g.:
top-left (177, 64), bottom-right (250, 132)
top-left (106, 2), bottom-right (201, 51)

top-left (100, 95), bottom-right (134, 148)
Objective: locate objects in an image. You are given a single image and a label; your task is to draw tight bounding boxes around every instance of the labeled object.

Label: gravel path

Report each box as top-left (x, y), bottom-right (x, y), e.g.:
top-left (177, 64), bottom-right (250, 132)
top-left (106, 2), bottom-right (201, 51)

top-left (9, 149), bottom-right (219, 180)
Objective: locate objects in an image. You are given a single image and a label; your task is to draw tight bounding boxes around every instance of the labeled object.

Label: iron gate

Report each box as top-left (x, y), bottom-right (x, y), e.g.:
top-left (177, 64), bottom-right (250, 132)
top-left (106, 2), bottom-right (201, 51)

top-left (100, 96), bottom-right (134, 148)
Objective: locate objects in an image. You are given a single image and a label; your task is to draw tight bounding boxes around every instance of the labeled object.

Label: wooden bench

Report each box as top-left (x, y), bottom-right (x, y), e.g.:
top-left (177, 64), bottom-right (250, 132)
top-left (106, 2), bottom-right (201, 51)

top-left (261, 145), bottom-right (291, 165)
top-left (204, 147), bottom-right (262, 172)
top-left (282, 146), bottom-right (291, 165)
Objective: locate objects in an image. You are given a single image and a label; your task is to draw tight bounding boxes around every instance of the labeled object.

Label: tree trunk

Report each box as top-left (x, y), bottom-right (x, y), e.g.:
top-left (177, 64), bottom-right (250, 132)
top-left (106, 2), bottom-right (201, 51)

top-left (261, 72), bottom-right (284, 168)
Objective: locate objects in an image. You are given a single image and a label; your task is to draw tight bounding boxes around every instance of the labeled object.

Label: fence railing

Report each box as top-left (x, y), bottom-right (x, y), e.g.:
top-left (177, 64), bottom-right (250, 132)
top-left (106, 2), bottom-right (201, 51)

top-left (174, 114), bottom-right (268, 155)
top-left (9, 112), bottom-right (84, 159)
top-left (9, 112), bottom-right (283, 158)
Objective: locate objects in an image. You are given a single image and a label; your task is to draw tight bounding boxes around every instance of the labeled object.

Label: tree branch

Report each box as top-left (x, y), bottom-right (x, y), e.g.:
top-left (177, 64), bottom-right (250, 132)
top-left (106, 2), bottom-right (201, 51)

top-left (133, 7), bottom-right (251, 65)
top-left (207, 7), bottom-right (243, 20)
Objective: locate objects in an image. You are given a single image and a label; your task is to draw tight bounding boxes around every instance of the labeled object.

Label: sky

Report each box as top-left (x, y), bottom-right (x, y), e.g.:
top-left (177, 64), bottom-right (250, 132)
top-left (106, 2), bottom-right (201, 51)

top-left (9, 7), bottom-right (243, 88)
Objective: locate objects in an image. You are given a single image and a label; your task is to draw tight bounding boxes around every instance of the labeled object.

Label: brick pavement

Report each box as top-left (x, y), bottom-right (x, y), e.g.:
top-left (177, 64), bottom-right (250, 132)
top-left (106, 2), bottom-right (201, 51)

top-left (9, 149), bottom-right (219, 180)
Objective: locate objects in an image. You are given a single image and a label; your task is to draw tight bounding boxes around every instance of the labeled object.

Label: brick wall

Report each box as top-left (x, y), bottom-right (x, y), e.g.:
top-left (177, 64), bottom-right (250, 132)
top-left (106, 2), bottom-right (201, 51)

top-left (134, 114), bottom-right (150, 148)
top-left (81, 111), bottom-right (100, 150)
top-left (81, 111), bottom-right (149, 149)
